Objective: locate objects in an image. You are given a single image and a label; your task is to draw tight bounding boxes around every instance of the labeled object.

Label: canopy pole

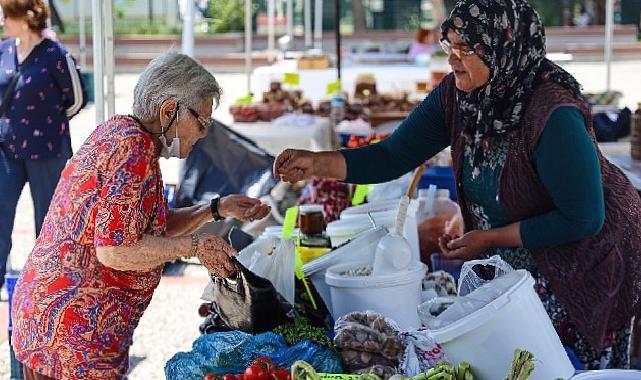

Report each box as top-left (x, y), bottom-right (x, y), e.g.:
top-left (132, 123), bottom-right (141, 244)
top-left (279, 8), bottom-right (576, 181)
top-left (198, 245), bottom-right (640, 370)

top-left (245, 0), bottom-right (253, 94)
top-left (92, 0), bottom-right (104, 123)
top-left (605, 0), bottom-right (614, 92)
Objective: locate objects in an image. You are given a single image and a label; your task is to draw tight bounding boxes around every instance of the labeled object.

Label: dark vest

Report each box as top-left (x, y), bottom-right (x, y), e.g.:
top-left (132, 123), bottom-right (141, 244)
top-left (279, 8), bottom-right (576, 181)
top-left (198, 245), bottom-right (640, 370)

top-left (440, 73), bottom-right (641, 349)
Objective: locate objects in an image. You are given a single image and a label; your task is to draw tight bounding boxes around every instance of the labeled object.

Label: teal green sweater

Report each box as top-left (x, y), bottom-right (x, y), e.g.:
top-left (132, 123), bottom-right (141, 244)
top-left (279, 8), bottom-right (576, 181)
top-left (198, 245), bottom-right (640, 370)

top-left (340, 85), bottom-right (605, 248)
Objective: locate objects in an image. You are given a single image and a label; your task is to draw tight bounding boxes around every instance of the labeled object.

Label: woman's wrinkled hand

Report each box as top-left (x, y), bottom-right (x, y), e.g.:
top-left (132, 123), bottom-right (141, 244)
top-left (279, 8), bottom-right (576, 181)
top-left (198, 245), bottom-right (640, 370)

top-left (273, 149), bottom-right (315, 183)
top-left (219, 195), bottom-right (271, 221)
top-left (438, 230), bottom-right (494, 261)
top-left (196, 234), bottom-right (237, 278)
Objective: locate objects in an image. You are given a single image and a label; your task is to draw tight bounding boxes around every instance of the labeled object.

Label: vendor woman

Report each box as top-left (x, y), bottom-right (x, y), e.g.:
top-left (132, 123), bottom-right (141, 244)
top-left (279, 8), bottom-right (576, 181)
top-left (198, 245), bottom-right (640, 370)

top-left (11, 52), bottom-right (271, 379)
top-left (274, 0), bottom-right (641, 369)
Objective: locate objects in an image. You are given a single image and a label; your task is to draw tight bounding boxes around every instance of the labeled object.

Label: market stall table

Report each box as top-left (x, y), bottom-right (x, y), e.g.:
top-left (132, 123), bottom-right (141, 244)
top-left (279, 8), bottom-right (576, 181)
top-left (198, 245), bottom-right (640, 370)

top-left (600, 142), bottom-right (641, 192)
top-left (229, 117), bottom-right (333, 157)
top-left (251, 60), bottom-right (434, 106)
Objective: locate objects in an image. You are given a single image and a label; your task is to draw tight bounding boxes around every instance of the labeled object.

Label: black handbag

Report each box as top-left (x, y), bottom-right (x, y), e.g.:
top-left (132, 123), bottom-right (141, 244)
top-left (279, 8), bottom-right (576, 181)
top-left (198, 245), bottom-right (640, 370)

top-left (202, 260), bottom-right (293, 334)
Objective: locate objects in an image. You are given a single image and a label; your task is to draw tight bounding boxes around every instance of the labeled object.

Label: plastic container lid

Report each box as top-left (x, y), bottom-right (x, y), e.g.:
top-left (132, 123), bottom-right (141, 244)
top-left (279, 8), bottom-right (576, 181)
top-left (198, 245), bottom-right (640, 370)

top-left (570, 370), bottom-right (641, 379)
top-left (340, 198), bottom-right (418, 217)
top-left (299, 204), bottom-right (324, 214)
top-left (326, 218), bottom-right (374, 237)
top-left (325, 261), bottom-right (427, 288)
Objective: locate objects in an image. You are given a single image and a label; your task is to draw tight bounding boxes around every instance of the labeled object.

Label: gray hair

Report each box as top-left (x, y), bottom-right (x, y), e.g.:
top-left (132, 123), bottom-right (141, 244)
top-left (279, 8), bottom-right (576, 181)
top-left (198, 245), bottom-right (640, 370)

top-left (132, 52), bottom-right (221, 120)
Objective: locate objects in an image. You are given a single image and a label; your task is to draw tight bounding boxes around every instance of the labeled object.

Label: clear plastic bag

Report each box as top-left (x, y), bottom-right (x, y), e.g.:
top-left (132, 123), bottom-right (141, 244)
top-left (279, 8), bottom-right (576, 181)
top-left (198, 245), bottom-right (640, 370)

top-left (418, 256), bottom-right (516, 330)
top-left (236, 236), bottom-right (296, 305)
top-left (457, 254), bottom-right (514, 296)
top-left (399, 330), bottom-right (448, 376)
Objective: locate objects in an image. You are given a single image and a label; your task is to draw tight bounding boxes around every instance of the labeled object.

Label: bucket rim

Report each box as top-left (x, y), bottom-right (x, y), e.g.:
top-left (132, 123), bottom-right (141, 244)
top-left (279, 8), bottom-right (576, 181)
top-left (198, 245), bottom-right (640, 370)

top-left (429, 270), bottom-right (533, 344)
top-left (325, 261), bottom-right (426, 288)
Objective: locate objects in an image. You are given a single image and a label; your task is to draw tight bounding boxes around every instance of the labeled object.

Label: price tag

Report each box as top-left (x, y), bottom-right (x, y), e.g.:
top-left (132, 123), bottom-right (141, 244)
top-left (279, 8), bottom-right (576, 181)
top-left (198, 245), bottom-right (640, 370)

top-left (351, 184), bottom-right (372, 206)
top-left (235, 94), bottom-right (254, 104)
top-left (284, 72), bottom-right (300, 86)
top-left (318, 374), bottom-right (361, 380)
top-left (326, 81), bottom-right (341, 95)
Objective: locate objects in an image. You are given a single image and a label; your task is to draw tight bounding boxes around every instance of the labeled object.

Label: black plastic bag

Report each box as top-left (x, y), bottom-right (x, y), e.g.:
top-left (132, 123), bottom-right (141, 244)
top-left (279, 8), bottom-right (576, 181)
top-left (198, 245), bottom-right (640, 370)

top-left (175, 120), bottom-right (277, 207)
top-left (203, 261), bottom-right (293, 334)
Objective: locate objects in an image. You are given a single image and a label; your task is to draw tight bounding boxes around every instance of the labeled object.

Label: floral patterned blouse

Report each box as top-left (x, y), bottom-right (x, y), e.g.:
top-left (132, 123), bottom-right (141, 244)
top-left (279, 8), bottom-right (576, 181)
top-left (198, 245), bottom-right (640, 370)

top-left (11, 115), bottom-right (167, 379)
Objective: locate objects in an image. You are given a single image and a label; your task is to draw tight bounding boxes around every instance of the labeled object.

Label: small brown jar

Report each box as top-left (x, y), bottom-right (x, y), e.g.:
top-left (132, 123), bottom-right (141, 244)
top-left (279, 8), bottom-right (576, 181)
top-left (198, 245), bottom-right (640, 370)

top-left (298, 204), bottom-right (326, 236)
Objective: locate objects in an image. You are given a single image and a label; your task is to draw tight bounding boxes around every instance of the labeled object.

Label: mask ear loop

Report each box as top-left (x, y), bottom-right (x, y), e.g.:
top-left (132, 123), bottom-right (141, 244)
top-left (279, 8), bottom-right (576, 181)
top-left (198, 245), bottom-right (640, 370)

top-left (161, 104), bottom-right (180, 138)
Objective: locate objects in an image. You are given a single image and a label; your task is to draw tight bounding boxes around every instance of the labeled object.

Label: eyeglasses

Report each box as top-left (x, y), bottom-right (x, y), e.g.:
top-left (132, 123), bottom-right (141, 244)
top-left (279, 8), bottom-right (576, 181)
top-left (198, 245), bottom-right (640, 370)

top-left (187, 107), bottom-right (214, 132)
top-left (440, 39), bottom-right (476, 59)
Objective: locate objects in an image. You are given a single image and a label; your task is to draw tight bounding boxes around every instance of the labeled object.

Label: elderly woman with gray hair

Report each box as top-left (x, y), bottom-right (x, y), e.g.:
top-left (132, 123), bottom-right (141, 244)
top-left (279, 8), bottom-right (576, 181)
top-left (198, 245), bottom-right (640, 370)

top-left (10, 52), bottom-right (270, 380)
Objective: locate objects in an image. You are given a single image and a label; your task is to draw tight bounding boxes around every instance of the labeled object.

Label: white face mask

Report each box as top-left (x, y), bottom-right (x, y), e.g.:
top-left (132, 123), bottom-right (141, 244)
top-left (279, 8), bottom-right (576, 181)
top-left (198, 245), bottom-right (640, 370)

top-left (159, 108), bottom-right (181, 158)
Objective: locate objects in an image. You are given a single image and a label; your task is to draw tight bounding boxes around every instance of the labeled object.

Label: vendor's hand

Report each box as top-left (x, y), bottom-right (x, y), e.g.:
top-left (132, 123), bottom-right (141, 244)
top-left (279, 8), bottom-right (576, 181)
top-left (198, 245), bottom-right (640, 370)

top-left (219, 195), bottom-right (271, 222)
top-left (196, 234), bottom-right (237, 277)
top-left (273, 149), bottom-right (316, 183)
top-left (439, 230), bottom-right (494, 261)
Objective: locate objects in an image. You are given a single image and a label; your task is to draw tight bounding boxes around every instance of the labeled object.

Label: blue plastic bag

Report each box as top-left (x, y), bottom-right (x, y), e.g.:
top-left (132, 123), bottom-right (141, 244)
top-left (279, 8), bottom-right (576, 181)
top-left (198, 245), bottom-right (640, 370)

top-left (165, 331), bottom-right (342, 380)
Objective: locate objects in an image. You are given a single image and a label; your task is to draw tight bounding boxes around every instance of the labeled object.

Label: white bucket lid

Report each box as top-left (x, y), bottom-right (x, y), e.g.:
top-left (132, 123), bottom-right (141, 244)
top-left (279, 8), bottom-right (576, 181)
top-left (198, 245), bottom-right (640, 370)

top-left (299, 204), bottom-right (324, 214)
top-left (325, 261), bottom-right (426, 288)
top-left (261, 226), bottom-right (299, 238)
top-left (302, 227), bottom-right (387, 275)
top-left (326, 218), bottom-right (375, 237)
top-left (341, 198), bottom-right (419, 217)
top-left (570, 370), bottom-right (641, 379)
top-left (429, 270), bottom-right (532, 344)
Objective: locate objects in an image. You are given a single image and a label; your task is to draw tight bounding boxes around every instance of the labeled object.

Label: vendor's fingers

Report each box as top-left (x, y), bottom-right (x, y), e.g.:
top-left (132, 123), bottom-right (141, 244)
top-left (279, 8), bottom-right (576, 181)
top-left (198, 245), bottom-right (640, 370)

top-left (279, 168), bottom-right (304, 183)
top-left (274, 149), bottom-right (296, 176)
top-left (443, 247), bottom-right (468, 259)
top-left (446, 235), bottom-right (467, 250)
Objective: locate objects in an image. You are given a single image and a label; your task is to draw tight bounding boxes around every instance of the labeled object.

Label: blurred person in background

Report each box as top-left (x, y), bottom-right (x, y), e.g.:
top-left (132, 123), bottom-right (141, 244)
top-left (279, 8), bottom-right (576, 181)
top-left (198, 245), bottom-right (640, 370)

top-left (0, 0), bottom-right (86, 293)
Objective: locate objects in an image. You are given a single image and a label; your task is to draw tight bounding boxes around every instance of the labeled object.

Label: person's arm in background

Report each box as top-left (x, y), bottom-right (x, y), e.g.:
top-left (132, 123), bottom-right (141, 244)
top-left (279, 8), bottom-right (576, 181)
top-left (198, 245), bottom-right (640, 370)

top-left (49, 43), bottom-right (86, 118)
top-left (274, 84), bottom-right (450, 184)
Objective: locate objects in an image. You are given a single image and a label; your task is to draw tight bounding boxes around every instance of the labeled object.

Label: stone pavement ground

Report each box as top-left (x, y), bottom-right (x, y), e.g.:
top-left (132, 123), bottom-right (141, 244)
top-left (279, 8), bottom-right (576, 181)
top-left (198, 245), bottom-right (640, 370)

top-left (0, 60), bottom-right (640, 379)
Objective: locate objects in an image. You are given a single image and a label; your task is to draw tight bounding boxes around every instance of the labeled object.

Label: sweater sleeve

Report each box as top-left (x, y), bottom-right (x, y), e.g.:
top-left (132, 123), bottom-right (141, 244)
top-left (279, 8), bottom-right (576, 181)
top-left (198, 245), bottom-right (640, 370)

top-left (520, 106), bottom-right (605, 248)
top-left (339, 85), bottom-right (449, 184)
top-left (49, 43), bottom-right (87, 119)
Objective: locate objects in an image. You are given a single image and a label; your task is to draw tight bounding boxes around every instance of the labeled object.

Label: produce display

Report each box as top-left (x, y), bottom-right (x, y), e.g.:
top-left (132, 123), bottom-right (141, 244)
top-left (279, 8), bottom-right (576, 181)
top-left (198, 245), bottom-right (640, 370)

top-left (504, 349), bottom-right (535, 380)
top-left (230, 82), bottom-right (314, 122)
top-left (345, 133), bottom-right (390, 149)
top-left (298, 179), bottom-right (352, 222)
top-left (333, 312), bottom-right (404, 378)
top-left (273, 319), bottom-right (334, 350)
top-left (202, 357), bottom-right (291, 380)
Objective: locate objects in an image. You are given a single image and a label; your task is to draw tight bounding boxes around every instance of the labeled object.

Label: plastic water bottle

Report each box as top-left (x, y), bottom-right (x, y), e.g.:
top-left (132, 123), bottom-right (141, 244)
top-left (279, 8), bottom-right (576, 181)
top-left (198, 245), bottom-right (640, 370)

top-left (330, 96), bottom-right (346, 127)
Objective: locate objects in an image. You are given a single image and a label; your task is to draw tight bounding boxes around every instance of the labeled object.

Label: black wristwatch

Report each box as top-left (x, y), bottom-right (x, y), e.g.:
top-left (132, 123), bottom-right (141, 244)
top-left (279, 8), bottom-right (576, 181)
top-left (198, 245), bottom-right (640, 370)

top-left (210, 195), bottom-right (224, 222)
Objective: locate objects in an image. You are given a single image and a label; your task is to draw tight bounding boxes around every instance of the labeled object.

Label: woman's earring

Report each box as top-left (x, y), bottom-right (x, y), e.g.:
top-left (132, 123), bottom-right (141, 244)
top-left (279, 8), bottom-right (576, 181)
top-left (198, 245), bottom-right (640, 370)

top-left (21, 24), bottom-right (28, 31)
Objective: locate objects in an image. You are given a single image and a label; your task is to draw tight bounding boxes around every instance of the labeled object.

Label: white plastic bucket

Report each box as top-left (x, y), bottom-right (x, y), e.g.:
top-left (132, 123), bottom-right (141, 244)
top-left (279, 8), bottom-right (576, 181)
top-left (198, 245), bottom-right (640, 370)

top-left (302, 227), bottom-right (388, 313)
top-left (570, 370), bottom-right (641, 379)
top-left (429, 270), bottom-right (574, 380)
top-left (325, 261), bottom-right (426, 329)
top-left (325, 218), bottom-right (375, 247)
top-left (338, 199), bottom-right (420, 261)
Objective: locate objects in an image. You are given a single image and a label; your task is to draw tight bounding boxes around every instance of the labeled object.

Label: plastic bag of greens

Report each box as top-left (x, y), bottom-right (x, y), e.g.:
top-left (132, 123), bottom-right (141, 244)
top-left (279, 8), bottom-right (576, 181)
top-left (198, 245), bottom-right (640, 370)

top-left (164, 331), bottom-right (342, 380)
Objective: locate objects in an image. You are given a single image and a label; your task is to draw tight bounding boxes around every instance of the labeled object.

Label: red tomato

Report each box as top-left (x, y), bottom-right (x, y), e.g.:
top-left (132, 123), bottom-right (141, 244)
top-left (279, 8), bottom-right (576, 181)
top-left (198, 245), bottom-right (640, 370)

top-left (203, 374), bottom-right (217, 380)
top-left (272, 368), bottom-right (291, 380)
top-left (236, 375), bottom-right (245, 380)
top-left (223, 375), bottom-right (236, 380)
top-left (252, 357), bottom-right (275, 373)
top-left (244, 364), bottom-right (270, 380)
